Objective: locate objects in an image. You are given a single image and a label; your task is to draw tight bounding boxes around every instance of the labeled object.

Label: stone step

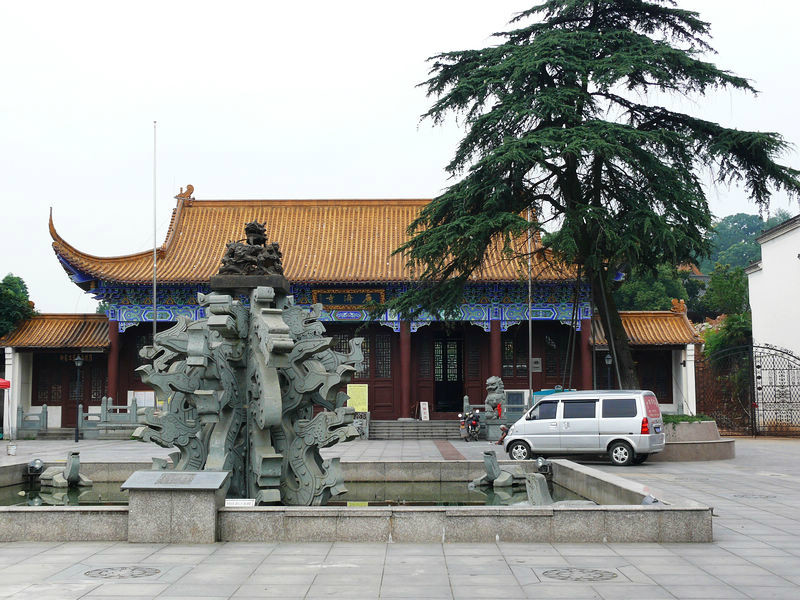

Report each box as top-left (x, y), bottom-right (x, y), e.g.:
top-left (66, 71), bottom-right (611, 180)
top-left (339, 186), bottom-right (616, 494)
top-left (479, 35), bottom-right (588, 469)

top-left (368, 420), bottom-right (462, 440)
top-left (34, 428), bottom-right (76, 440)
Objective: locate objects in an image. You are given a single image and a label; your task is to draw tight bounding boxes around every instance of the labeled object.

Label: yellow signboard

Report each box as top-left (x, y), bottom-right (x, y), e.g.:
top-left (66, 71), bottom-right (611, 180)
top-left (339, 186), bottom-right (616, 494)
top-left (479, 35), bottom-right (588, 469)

top-left (346, 384), bottom-right (369, 413)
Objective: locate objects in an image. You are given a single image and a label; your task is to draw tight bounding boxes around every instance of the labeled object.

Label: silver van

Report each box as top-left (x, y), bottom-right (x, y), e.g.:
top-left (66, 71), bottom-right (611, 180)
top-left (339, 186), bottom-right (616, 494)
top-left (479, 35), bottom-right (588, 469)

top-left (502, 390), bottom-right (666, 466)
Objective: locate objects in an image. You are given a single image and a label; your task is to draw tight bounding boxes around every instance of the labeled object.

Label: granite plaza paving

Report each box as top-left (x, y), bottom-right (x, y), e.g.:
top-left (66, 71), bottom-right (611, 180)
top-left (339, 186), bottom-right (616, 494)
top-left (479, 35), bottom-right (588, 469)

top-left (1, 437), bottom-right (800, 599)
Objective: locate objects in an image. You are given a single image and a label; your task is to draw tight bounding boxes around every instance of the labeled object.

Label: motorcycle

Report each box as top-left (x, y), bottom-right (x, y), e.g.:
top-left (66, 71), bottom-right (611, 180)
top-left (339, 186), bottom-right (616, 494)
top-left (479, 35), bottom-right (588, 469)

top-left (459, 408), bottom-right (481, 442)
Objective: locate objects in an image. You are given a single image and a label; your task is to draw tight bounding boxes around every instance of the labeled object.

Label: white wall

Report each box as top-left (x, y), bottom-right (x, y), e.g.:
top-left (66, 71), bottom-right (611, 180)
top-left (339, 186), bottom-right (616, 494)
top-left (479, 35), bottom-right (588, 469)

top-left (2, 348), bottom-right (12, 439)
top-left (664, 345), bottom-right (696, 415)
top-left (3, 350), bottom-right (34, 439)
top-left (749, 222), bottom-right (800, 357)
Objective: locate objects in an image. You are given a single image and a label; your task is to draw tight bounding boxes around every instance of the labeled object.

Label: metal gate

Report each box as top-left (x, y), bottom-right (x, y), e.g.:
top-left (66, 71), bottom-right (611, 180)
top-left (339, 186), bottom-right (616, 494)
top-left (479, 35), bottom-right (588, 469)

top-left (696, 344), bottom-right (800, 436)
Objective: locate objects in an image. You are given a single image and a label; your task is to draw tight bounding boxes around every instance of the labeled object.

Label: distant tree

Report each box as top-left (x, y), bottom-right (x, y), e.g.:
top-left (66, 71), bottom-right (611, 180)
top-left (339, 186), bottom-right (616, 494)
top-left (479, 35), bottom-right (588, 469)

top-left (390, 1), bottom-right (800, 388)
top-left (614, 265), bottom-right (688, 311)
top-left (703, 312), bottom-right (752, 355)
top-left (704, 264), bottom-right (748, 316)
top-left (700, 209), bottom-right (794, 271)
top-left (0, 274), bottom-right (36, 338)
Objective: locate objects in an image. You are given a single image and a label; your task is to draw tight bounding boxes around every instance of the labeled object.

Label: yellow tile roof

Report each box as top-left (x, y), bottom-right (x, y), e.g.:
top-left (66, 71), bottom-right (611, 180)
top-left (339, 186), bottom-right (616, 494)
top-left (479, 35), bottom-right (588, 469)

top-left (591, 311), bottom-right (700, 346)
top-left (50, 198), bottom-right (574, 285)
top-left (0, 314), bottom-right (109, 349)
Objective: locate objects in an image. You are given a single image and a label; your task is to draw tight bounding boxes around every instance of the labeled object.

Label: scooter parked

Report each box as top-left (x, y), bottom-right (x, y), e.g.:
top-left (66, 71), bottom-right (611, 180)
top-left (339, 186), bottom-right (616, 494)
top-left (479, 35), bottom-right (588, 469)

top-left (459, 408), bottom-right (481, 442)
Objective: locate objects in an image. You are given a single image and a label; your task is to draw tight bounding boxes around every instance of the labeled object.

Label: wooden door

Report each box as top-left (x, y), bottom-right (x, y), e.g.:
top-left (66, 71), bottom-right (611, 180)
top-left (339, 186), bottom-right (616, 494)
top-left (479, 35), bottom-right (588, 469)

top-left (433, 337), bottom-right (464, 412)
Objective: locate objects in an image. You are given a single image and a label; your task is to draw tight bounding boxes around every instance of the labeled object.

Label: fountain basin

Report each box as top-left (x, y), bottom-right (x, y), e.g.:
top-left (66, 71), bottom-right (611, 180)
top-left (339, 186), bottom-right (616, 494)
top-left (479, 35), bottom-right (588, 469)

top-left (0, 459), bottom-right (712, 543)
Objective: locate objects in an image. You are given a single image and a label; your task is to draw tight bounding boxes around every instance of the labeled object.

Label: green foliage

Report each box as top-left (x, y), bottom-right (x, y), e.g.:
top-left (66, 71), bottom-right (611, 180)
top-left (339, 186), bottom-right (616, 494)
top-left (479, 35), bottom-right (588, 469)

top-left (705, 264), bottom-right (748, 315)
top-left (388, 0), bottom-right (800, 320)
top-left (662, 413), bottom-right (714, 424)
top-left (699, 209), bottom-right (793, 271)
top-left (613, 264), bottom-right (688, 311)
top-left (0, 274), bottom-right (36, 339)
top-left (703, 312), bottom-right (752, 356)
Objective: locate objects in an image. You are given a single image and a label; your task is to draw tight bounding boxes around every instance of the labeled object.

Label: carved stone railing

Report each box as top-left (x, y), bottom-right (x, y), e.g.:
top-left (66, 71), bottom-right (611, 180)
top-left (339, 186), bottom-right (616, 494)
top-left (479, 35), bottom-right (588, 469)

top-left (98, 396), bottom-right (140, 425)
top-left (17, 405), bottom-right (47, 438)
top-left (77, 404), bottom-right (100, 438)
top-left (77, 397), bottom-right (142, 439)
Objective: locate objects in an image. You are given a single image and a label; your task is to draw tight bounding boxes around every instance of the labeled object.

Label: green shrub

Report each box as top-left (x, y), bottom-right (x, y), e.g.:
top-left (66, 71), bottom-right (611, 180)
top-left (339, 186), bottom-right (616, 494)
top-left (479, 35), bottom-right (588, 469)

top-left (662, 414), bottom-right (714, 424)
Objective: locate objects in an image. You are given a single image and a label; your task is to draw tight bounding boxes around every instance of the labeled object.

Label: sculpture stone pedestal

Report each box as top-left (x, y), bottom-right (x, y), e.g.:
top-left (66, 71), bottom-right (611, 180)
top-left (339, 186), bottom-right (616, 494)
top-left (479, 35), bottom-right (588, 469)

top-left (122, 470), bottom-right (230, 543)
top-left (486, 420), bottom-right (516, 441)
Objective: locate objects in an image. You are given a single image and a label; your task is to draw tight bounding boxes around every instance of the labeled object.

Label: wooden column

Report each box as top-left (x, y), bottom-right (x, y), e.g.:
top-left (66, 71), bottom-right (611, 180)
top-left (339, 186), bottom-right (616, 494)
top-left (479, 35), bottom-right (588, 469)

top-left (399, 321), bottom-right (411, 419)
top-left (107, 323), bottom-right (121, 403)
top-left (489, 320), bottom-right (502, 378)
top-left (580, 318), bottom-right (592, 390)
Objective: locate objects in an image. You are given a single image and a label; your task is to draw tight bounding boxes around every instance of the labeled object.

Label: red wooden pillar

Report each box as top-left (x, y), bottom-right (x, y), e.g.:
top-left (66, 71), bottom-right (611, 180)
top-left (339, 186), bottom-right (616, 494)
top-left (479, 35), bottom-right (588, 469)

top-left (580, 318), bottom-right (592, 390)
top-left (489, 320), bottom-right (502, 378)
top-left (399, 321), bottom-right (411, 419)
top-left (107, 323), bottom-right (121, 402)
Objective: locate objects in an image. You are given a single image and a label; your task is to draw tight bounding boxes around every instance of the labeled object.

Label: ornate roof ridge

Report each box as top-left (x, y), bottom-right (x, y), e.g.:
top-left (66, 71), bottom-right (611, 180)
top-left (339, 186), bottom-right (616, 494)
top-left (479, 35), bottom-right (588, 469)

top-left (50, 197), bottom-right (576, 286)
top-left (50, 207), bottom-right (160, 263)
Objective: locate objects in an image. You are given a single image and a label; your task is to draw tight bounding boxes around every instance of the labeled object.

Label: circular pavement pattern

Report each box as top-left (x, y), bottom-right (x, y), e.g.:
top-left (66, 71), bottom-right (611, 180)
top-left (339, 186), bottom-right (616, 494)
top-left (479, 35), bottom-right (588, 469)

top-left (84, 567), bottom-right (161, 579)
top-left (542, 568), bottom-right (618, 582)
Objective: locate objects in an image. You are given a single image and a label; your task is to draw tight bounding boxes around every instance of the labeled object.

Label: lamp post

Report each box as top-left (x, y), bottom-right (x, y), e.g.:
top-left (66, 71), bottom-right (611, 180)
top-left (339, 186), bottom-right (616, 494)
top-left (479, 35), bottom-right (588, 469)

top-left (73, 355), bottom-right (84, 443)
top-left (604, 353), bottom-right (613, 390)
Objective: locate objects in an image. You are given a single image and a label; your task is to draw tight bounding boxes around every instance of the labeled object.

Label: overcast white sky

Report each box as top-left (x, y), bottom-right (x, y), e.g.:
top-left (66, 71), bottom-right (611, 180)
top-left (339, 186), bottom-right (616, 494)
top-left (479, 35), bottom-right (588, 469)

top-left (1, 1), bottom-right (798, 313)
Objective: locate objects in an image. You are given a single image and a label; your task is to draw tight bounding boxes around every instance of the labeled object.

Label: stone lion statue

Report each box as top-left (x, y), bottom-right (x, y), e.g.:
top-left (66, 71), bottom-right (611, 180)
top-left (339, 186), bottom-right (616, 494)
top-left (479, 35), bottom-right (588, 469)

top-left (484, 376), bottom-right (506, 420)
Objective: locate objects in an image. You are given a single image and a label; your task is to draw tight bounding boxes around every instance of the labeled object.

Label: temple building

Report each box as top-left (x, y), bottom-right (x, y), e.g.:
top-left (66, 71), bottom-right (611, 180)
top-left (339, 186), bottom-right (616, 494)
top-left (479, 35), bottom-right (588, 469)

top-left (1, 192), bottom-right (699, 437)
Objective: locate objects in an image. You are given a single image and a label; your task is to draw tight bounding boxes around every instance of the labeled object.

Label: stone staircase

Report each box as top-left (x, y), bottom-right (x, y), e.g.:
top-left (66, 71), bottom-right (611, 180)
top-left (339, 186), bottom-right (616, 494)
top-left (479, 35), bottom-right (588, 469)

top-left (368, 420), bottom-right (462, 440)
top-left (32, 428), bottom-right (76, 440)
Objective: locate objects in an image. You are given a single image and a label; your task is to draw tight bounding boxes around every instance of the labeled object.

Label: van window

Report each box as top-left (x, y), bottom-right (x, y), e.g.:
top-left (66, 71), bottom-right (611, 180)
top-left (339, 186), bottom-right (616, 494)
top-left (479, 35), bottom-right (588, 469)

top-left (562, 400), bottom-right (596, 419)
top-left (602, 398), bottom-right (637, 418)
top-left (528, 401), bottom-right (557, 420)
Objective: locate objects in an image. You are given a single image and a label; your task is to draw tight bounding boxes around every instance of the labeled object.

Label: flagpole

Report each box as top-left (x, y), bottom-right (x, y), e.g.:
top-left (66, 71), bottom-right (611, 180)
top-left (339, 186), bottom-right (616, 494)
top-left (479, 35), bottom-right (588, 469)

top-left (152, 121), bottom-right (158, 343)
top-left (527, 206), bottom-right (533, 408)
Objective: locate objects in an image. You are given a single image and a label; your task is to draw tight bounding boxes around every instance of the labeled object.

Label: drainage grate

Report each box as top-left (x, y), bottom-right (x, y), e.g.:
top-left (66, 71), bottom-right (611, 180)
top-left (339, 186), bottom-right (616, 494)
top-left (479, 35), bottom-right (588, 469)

top-left (542, 568), bottom-right (618, 582)
top-left (84, 567), bottom-right (161, 579)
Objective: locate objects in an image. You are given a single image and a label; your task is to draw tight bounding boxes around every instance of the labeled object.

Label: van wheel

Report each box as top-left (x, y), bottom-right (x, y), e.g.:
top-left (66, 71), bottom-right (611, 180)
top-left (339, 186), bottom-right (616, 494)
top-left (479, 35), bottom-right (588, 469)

top-left (608, 441), bottom-right (634, 466)
top-left (508, 441), bottom-right (532, 461)
top-left (633, 453), bottom-right (649, 465)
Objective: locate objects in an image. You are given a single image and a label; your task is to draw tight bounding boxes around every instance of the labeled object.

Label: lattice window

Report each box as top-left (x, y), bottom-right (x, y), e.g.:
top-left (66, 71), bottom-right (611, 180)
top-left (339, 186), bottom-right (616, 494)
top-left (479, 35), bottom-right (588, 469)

top-left (36, 366), bottom-right (51, 404)
top-left (502, 339), bottom-right (514, 377)
top-left (330, 333), bottom-right (369, 378)
top-left (434, 341), bottom-right (443, 382)
top-left (135, 332), bottom-right (153, 367)
top-left (330, 333), bottom-right (351, 354)
top-left (90, 365), bottom-right (106, 401)
top-left (515, 342), bottom-right (527, 374)
top-left (374, 334), bottom-right (391, 379)
top-left (355, 336), bottom-right (370, 378)
top-left (418, 339), bottom-right (432, 378)
top-left (502, 332), bottom-right (529, 378)
top-left (69, 377), bottom-right (81, 403)
top-left (467, 343), bottom-right (480, 379)
top-left (544, 335), bottom-right (561, 378)
top-left (446, 341), bottom-right (458, 382)
top-left (50, 384), bottom-right (61, 404)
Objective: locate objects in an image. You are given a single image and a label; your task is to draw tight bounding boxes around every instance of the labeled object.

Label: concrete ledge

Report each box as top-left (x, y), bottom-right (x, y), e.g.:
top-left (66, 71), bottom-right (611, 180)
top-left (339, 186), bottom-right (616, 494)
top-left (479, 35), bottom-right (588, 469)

top-left (0, 463), bottom-right (27, 488)
top-left (665, 421), bottom-right (721, 442)
top-left (341, 460), bottom-right (538, 482)
top-left (0, 506), bottom-right (128, 542)
top-left (217, 502), bottom-right (710, 543)
top-left (650, 439), bottom-right (735, 462)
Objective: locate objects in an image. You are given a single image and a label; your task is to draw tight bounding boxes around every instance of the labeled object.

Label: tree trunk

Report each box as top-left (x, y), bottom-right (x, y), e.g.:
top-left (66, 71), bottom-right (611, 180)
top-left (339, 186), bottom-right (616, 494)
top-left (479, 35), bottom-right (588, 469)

top-left (588, 268), bottom-right (639, 389)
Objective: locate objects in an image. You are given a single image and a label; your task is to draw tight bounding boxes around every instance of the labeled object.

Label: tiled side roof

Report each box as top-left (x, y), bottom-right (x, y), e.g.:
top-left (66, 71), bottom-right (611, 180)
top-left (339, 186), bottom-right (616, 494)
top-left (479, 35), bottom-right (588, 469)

top-left (591, 311), bottom-right (700, 346)
top-left (0, 314), bottom-right (109, 349)
top-left (50, 198), bottom-right (574, 285)
top-left (677, 263), bottom-right (703, 276)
